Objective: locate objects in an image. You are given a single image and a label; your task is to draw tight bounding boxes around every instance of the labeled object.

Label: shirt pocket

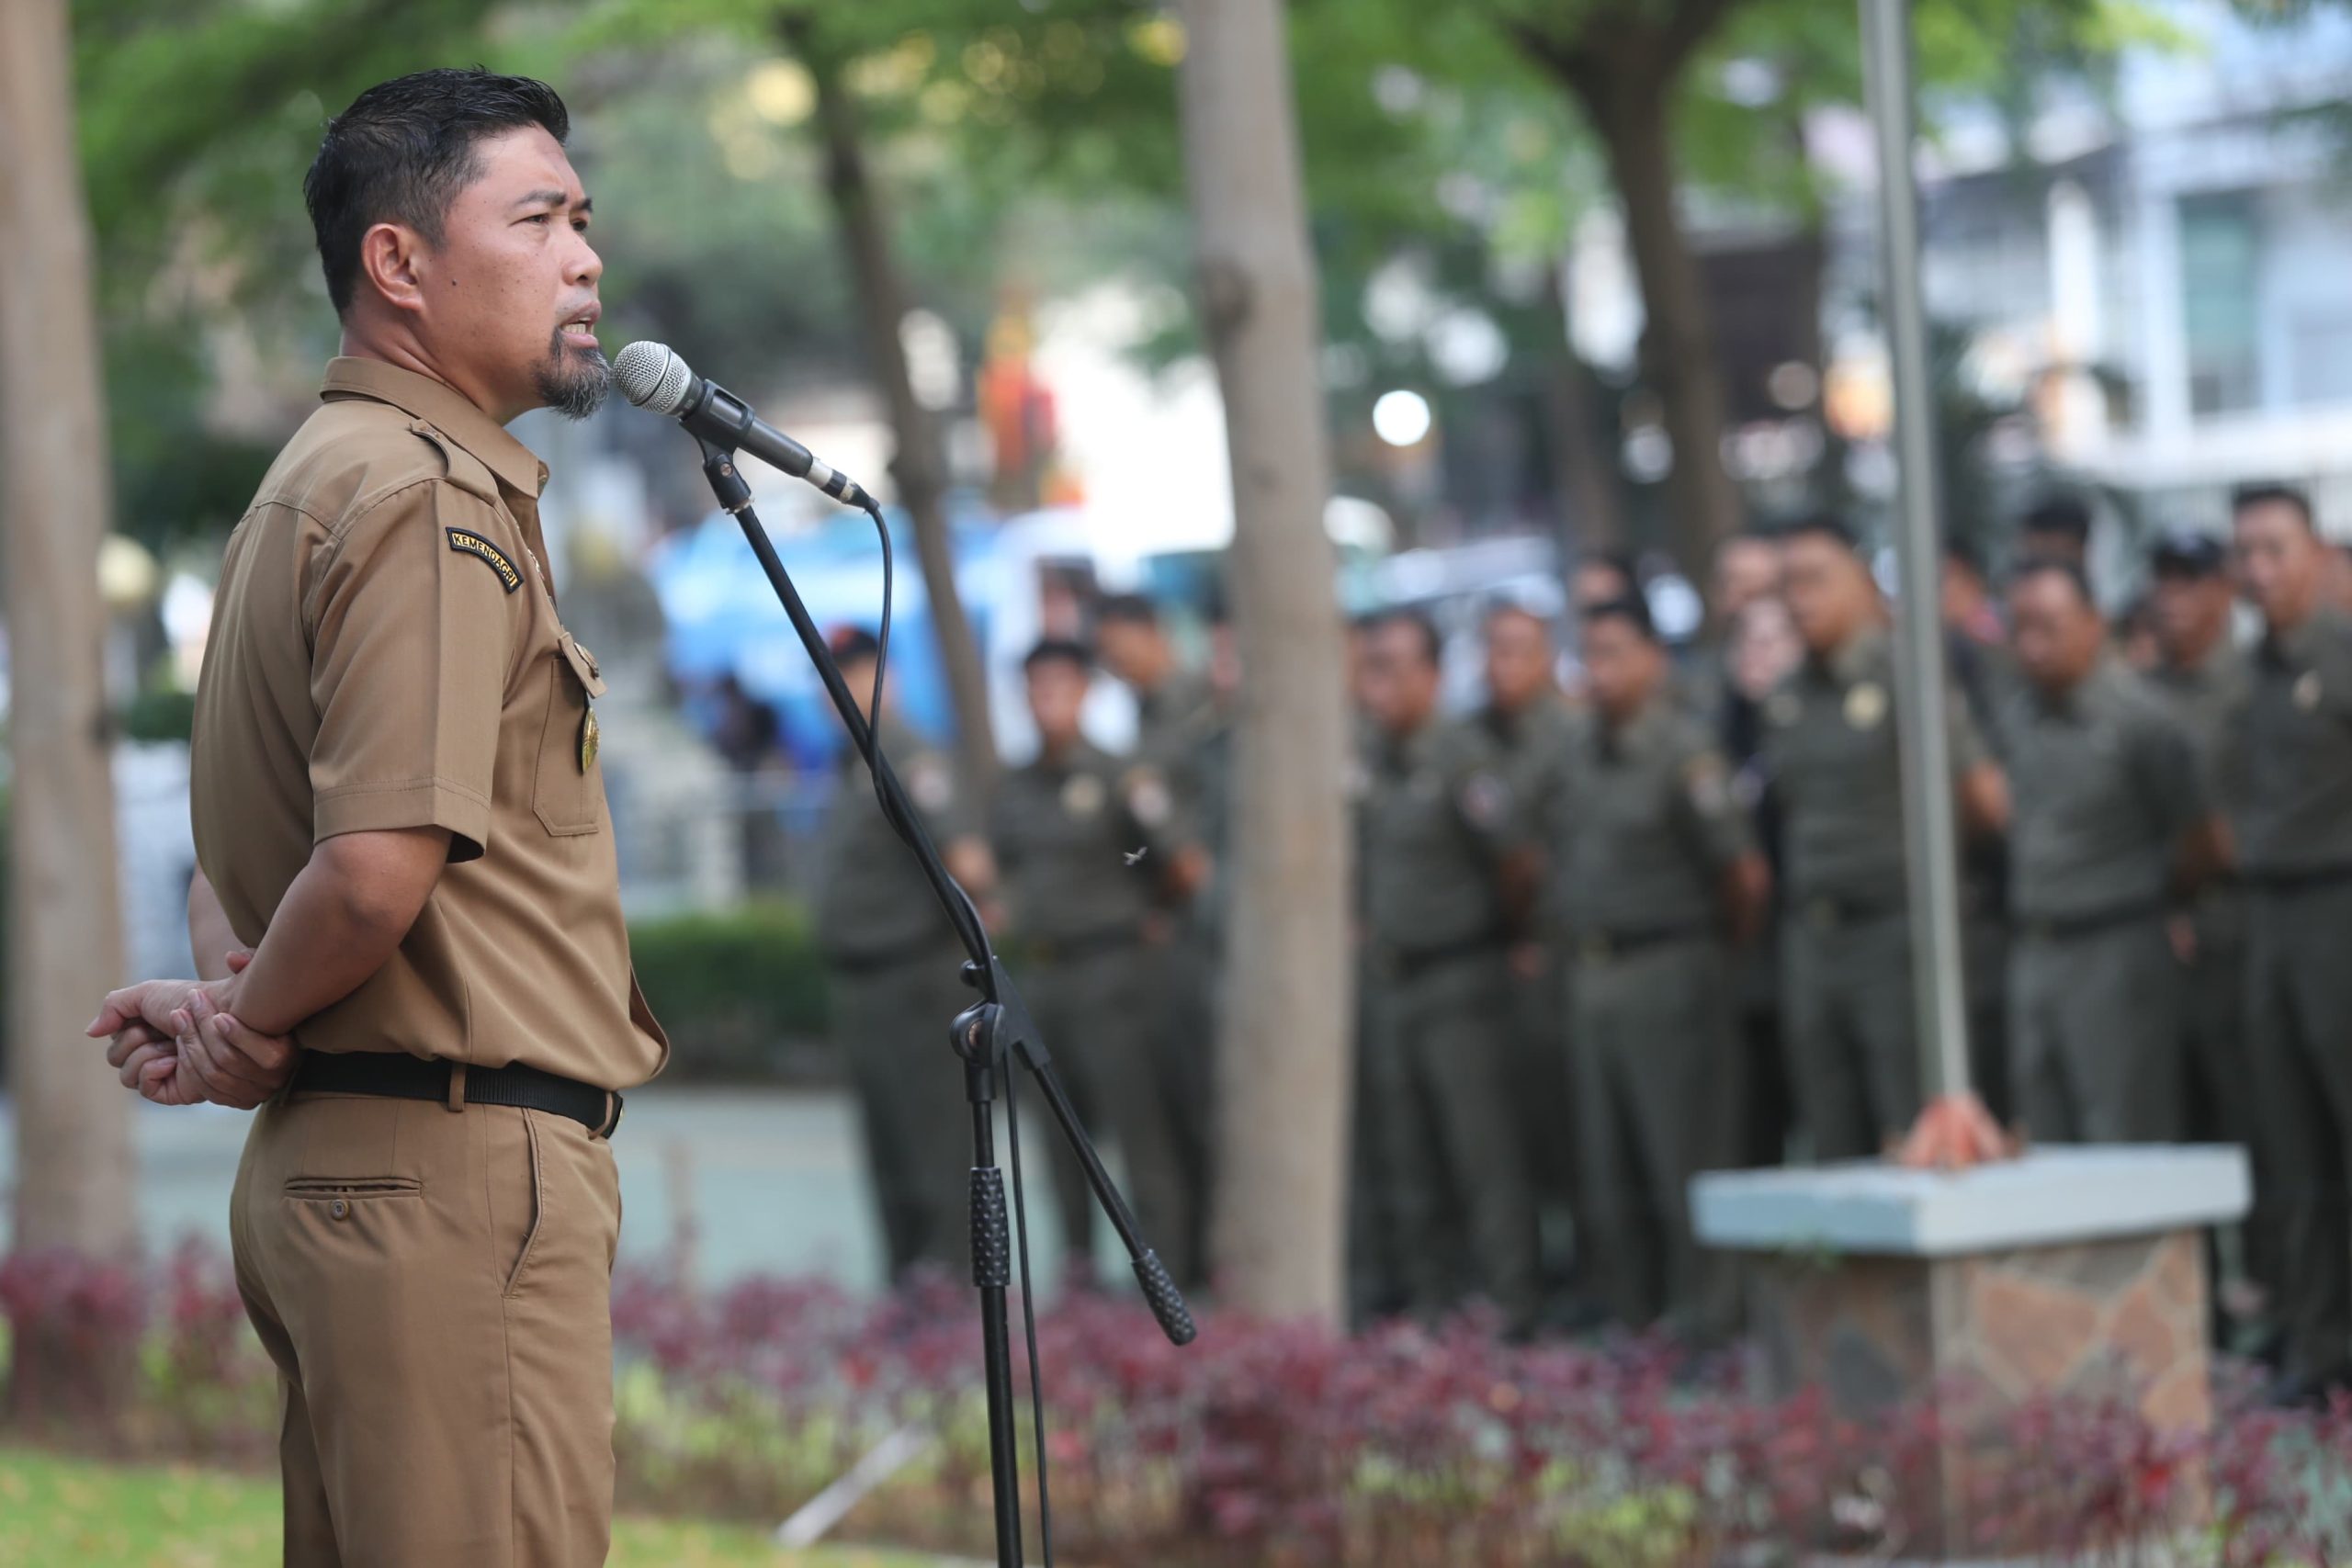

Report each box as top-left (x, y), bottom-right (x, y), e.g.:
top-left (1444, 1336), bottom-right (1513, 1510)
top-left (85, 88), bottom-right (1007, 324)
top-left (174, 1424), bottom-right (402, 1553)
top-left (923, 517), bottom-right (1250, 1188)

top-left (532, 630), bottom-right (606, 836)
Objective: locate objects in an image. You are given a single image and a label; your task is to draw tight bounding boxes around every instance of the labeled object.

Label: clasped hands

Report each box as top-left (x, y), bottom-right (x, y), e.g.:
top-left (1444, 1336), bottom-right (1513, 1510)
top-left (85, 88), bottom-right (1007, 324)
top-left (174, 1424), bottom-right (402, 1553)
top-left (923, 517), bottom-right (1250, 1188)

top-left (85, 952), bottom-right (298, 1110)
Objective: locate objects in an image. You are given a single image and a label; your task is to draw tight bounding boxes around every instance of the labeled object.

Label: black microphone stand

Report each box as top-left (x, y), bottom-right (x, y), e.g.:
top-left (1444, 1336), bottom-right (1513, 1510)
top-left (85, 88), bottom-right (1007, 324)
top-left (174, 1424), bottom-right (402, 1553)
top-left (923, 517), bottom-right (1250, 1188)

top-left (693, 442), bottom-right (1195, 1568)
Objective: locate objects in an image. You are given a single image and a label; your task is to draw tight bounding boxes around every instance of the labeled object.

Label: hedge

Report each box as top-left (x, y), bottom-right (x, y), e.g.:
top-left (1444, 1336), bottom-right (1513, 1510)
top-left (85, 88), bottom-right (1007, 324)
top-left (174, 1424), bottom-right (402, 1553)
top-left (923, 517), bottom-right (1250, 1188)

top-left (627, 900), bottom-right (831, 1082)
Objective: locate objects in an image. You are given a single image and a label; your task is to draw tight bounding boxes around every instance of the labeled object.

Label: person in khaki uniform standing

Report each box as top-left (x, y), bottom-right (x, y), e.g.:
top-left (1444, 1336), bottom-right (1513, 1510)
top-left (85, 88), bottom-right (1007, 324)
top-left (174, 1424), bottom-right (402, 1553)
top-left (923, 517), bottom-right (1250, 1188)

top-left (2000, 558), bottom-right (2216, 1145)
top-left (2231, 483), bottom-right (2352, 1404)
top-left (89, 70), bottom-right (666, 1565)
top-left (819, 627), bottom-right (996, 1282)
top-left (1476, 603), bottom-right (1581, 1307)
top-left (1767, 517), bottom-right (2008, 1161)
top-left (2147, 528), bottom-right (2278, 1335)
top-left (991, 639), bottom-right (1202, 1285)
top-left (1357, 609), bottom-right (1539, 1329)
top-left (1094, 593), bottom-right (1218, 1285)
top-left (1554, 595), bottom-right (1767, 1334)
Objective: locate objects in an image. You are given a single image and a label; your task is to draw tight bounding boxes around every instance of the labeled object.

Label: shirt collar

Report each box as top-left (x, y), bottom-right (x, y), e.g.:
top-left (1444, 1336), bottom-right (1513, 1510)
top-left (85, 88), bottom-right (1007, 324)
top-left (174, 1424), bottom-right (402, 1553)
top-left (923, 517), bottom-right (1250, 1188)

top-left (2266, 605), bottom-right (2345, 669)
top-left (1600, 695), bottom-right (1669, 761)
top-left (319, 356), bottom-right (549, 500)
top-left (1817, 623), bottom-right (1889, 687)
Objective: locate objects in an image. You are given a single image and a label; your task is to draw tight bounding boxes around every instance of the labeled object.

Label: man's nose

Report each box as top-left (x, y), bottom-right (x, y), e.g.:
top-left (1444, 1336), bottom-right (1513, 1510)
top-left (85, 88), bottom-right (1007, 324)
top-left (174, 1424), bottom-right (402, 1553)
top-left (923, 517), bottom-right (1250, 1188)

top-left (571, 233), bottom-right (604, 289)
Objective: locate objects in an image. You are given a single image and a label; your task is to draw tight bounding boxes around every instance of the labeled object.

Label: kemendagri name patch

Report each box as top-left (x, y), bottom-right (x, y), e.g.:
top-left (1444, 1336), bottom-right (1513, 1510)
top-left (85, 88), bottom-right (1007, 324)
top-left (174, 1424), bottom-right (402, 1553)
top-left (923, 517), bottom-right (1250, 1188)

top-left (447, 528), bottom-right (522, 593)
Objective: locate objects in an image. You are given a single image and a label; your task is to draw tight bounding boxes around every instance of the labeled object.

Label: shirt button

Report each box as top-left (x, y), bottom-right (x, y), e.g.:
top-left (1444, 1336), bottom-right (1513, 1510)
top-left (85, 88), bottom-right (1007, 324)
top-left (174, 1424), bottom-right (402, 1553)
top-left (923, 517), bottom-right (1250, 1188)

top-left (330, 1200), bottom-right (349, 1221)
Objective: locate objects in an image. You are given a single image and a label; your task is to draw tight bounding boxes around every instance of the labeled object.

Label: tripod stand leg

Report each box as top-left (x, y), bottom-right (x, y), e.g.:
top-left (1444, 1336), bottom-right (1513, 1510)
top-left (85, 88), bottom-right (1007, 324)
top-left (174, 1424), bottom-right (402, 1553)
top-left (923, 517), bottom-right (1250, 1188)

top-left (969, 1075), bottom-right (1023, 1567)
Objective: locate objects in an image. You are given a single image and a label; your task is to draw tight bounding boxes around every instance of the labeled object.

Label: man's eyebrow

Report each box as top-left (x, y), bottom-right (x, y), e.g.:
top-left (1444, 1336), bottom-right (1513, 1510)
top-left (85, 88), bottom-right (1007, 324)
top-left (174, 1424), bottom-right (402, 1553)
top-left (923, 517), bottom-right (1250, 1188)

top-left (513, 189), bottom-right (592, 213)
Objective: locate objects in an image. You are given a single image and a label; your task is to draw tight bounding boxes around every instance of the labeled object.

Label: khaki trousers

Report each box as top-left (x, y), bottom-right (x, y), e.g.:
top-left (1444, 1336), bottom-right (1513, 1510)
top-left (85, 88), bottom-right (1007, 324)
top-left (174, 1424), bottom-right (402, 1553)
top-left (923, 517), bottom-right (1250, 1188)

top-left (231, 1087), bottom-right (623, 1567)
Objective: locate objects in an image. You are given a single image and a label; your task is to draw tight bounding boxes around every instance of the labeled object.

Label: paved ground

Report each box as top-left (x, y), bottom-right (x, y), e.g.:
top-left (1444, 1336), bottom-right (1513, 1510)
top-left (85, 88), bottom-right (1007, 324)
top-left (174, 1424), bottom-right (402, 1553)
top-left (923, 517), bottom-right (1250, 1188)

top-left (0, 1085), bottom-right (1101, 1292)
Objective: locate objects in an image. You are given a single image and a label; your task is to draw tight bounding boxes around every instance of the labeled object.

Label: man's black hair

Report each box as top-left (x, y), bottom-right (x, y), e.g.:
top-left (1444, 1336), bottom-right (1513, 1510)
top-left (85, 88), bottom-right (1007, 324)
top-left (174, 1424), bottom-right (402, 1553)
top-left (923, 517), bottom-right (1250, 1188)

top-left (1778, 512), bottom-right (1860, 551)
top-left (2232, 481), bottom-right (2317, 531)
top-left (2019, 493), bottom-right (2093, 544)
top-left (305, 67), bottom-right (571, 316)
top-left (1096, 592), bottom-right (1160, 628)
top-left (1582, 593), bottom-right (1658, 643)
top-left (1574, 549), bottom-right (1639, 593)
top-left (2007, 553), bottom-right (2097, 609)
top-left (1366, 607), bottom-right (1442, 669)
top-left (829, 626), bottom-right (880, 664)
top-left (1023, 637), bottom-right (1092, 675)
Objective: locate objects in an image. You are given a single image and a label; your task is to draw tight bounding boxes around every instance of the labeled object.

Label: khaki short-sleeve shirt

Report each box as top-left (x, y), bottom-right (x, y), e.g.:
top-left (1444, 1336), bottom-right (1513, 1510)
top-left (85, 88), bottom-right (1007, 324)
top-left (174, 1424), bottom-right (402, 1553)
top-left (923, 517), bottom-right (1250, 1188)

top-left (189, 357), bottom-right (668, 1091)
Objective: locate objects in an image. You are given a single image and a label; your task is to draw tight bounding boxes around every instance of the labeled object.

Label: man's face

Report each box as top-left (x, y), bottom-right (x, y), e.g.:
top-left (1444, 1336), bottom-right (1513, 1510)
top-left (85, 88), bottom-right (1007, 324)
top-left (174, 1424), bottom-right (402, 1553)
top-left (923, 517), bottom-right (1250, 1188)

top-left (406, 126), bottom-right (605, 422)
top-left (2235, 501), bottom-right (2324, 630)
top-left (1094, 619), bottom-right (1159, 688)
top-left (1712, 538), bottom-right (1781, 624)
top-left (2151, 570), bottom-right (2232, 664)
top-left (839, 655), bottom-right (879, 725)
top-left (1781, 534), bottom-right (1871, 655)
top-left (1025, 660), bottom-right (1090, 747)
top-left (1483, 610), bottom-right (1554, 713)
top-left (1363, 621), bottom-right (1440, 736)
top-left (2008, 571), bottom-right (2103, 694)
top-left (1582, 615), bottom-right (1661, 719)
top-left (1573, 561), bottom-right (1632, 611)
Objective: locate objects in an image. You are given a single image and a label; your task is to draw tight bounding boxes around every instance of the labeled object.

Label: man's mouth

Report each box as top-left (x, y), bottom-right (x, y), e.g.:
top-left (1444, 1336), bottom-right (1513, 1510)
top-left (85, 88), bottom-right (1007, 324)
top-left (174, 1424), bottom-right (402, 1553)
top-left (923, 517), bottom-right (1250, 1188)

top-left (559, 302), bottom-right (602, 351)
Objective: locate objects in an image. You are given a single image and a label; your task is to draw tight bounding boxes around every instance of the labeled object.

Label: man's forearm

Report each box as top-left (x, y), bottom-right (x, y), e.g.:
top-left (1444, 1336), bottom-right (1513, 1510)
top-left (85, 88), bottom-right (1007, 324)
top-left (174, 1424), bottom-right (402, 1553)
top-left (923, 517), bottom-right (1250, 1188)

top-left (226, 828), bottom-right (450, 1036)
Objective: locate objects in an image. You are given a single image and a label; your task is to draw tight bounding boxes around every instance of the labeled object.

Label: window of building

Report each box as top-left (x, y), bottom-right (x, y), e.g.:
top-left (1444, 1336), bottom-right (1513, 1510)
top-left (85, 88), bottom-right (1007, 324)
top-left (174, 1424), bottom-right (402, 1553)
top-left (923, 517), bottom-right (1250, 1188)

top-left (2180, 192), bottom-right (2261, 417)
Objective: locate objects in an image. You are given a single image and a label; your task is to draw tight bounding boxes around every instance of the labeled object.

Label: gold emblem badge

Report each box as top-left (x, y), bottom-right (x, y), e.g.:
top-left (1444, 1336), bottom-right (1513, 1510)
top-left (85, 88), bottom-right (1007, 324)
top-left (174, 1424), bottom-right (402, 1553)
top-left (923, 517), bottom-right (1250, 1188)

top-left (580, 707), bottom-right (600, 772)
top-left (1061, 773), bottom-right (1105, 818)
top-left (1845, 682), bottom-right (1887, 730)
top-left (2295, 671), bottom-right (2324, 712)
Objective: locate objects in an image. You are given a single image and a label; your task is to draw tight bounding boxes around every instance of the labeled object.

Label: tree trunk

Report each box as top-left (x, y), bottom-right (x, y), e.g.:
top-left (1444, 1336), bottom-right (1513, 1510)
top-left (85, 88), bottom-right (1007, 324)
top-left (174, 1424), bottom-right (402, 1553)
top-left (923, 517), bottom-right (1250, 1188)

top-left (1539, 258), bottom-right (1625, 563)
top-left (0, 0), bottom-right (137, 1415)
top-left (1176, 0), bottom-right (1351, 1326)
top-left (1581, 68), bottom-right (1744, 580)
top-left (792, 23), bottom-right (999, 796)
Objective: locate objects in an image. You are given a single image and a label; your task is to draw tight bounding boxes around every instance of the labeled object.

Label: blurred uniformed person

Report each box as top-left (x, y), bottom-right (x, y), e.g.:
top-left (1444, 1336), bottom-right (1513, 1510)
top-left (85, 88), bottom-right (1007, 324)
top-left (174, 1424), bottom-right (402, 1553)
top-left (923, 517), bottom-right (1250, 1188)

top-left (1555, 595), bottom-right (1767, 1332)
top-left (992, 640), bottom-right (1199, 1284)
top-left (91, 70), bottom-right (664, 1564)
top-left (1944, 536), bottom-right (2022, 1125)
top-left (1768, 517), bottom-right (2009, 1160)
top-left (2148, 528), bottom-right (2276, 1326)
top-left (1478, 603), bottom-right (1581, 1299)
top-left (2231, 483), bottom-right (2352, 1403)
top-left (1357, 610), bottom-right (1540, 1327)
top-left (2000, 559), bottom-right (2214, 1144)
top-left (1095, 593), bottom-right (1218, 1285)
top-left (818, 628), bottom-right (997, 1281)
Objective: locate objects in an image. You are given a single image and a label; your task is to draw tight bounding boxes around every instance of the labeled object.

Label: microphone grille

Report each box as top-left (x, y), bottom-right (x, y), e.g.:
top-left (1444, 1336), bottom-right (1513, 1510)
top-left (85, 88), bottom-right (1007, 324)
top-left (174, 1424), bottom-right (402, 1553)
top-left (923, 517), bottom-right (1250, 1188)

top-left (614, 341), bottom-right (694, 416)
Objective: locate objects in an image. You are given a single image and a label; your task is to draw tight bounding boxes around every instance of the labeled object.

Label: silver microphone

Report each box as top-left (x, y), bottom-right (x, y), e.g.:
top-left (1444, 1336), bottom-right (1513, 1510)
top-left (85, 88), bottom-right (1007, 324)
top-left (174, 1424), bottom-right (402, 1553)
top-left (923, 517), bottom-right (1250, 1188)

top-left (614, 341), bottom-right (875, 510)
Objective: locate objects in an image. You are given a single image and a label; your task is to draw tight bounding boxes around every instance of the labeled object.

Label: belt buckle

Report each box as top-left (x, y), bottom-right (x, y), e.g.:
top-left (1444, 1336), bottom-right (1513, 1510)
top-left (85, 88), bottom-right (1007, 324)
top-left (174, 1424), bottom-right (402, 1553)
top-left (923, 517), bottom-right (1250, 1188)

top-left (599, 1092), bottom-right (625, 1139)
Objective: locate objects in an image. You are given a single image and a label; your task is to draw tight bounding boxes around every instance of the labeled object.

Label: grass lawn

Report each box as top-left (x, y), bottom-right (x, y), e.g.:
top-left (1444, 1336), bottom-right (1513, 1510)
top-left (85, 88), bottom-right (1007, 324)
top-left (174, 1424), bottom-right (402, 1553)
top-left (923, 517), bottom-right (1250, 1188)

top-left (0, 1447), bottom-right (946, 1568)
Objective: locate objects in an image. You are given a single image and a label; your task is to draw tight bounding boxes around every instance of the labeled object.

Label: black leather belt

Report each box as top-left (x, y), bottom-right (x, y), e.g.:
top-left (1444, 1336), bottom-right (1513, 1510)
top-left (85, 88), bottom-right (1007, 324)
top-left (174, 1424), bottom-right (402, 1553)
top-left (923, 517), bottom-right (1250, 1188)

top-left (1385, 931), bottom-right (1507, 981)
top-left (2015, 897), bottom-right (2165, 942)
top-left (2244, 863), bottom-right (2352, 895)
top-left (291, 1052), bottom-right (622, 1138)
top-left (1798, 893), bottom-right (1904, 931)
top-left (1574, 921), bottom-right (1713, 964)
top-left (1026, 926), bottom-right (1143, 965)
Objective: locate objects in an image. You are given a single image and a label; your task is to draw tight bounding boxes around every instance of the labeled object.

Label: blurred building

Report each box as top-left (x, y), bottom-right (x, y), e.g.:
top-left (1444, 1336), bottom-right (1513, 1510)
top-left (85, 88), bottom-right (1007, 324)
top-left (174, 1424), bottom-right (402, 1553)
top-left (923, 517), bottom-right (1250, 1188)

top-left (1827, 1), bottom-right (2352, 553)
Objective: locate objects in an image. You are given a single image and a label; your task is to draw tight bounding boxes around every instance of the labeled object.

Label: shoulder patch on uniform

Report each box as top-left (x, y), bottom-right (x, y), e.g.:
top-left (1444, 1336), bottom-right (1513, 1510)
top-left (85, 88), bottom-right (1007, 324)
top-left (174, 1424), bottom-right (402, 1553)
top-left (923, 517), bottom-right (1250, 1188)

top-left (1122, 766), bottom-right (1173, 829)
top-left (1682, 753), bottom-right (1731, 818)
top-left (447, 527), bottom-right (523, 593)
top-left (909, 755), bottom-right (956, 814)
top-left (1458, 770), bottom-right (1511, 829)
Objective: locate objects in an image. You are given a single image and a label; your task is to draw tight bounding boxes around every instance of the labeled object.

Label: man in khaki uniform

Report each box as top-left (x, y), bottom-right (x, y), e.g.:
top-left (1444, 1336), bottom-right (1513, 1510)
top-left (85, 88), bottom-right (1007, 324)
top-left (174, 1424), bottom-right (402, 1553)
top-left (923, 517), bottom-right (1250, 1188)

top-left (1358, 610), bottom-right (1539, 1328)
top-left (1477, 604), bottom-right (1581, 1303)
top-left (2000, 559), bottom-right (2214, 1144)
top-left (91, 70), bottom-right (665, 1565)
top-left (1095, 593), bottom-right (1218, 1284)
top-left (819, 627), bottom-right (995, 1281)
top-left (2232, 483), bottom-right (2352, 1402)
top-left (2148, 529), bottom-right (2277, 1328)
top-left (1767, 517), bottom-right (2008, 1160)
top-left (991, 640), bottom-right (1201, 1284)
top-left (1554, 595), bottom-right (1766, 1333)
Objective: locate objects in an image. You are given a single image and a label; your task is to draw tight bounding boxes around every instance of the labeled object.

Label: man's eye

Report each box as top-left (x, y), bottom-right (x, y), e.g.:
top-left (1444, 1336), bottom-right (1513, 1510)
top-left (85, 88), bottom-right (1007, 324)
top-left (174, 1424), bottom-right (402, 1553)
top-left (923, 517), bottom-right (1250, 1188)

top-left (525, 212), bottom-right (551, 224)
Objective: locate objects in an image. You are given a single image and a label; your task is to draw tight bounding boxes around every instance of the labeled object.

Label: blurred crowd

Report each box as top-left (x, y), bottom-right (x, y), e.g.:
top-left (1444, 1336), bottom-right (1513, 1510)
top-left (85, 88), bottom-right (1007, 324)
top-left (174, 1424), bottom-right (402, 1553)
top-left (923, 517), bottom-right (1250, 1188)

top-left (813, 485), bottom-right (2352, 1409)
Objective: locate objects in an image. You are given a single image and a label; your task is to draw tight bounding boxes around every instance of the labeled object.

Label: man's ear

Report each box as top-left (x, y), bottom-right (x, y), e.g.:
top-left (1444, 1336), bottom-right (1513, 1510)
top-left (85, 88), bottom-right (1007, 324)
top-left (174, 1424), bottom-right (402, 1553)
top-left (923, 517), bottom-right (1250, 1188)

top-left (356, 221), bottom-right (429, 314)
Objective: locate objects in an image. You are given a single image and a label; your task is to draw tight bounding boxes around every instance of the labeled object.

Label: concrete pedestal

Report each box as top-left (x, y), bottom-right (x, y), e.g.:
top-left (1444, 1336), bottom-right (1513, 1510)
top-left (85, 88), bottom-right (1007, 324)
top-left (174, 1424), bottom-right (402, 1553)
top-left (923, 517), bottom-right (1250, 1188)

top-left (1691, 1146), bottom-right (2250, 1559)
